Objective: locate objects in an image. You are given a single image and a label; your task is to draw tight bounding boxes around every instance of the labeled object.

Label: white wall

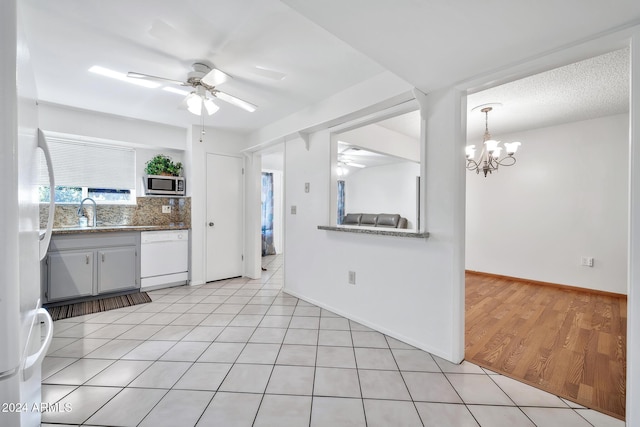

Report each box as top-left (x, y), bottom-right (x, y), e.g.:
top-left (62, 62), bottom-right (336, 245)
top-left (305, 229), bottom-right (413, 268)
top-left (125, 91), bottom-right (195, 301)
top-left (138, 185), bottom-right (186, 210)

top-left (344, 161), bottom-right (420, 228)
top-left (283, 87), bottom-right (465, 362)
top-left (627, 30), bottom-right (640, 424)
top-left (338, 123), bottom-right (419, 161)
top-left (38, 103), bottom-right (188, 195)
top-left (38, 103), bottom-right (186, 150)
top-left (466, 114), bottom-right (628, 294)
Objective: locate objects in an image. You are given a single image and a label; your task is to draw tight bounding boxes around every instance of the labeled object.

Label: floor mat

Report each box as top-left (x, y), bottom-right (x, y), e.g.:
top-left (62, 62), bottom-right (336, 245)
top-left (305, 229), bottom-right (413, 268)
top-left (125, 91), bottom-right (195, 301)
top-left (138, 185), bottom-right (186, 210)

top-left (45, 292), bottom-right (152, 321)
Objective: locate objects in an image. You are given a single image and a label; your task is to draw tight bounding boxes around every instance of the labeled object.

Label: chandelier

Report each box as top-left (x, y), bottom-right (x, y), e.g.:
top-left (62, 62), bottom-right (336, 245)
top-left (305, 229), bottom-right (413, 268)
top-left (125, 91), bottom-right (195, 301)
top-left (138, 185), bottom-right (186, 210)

top-left (465, 106), bottom-right (521, 177)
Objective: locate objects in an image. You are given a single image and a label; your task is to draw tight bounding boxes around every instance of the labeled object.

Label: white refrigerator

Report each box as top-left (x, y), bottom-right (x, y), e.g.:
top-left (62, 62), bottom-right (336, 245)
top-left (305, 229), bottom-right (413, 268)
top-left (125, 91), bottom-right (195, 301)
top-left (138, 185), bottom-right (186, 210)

top-left (0, 1), bottom-right (55, 426)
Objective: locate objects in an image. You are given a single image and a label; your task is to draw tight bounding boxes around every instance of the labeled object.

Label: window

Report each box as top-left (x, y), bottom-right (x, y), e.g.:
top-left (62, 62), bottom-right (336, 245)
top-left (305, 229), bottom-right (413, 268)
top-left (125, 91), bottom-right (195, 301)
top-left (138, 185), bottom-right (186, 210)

top-left (337, 180), bottom-right (345, 224)
top-left (331, 105), bottom-right (422, 230)
top-left (39, 135), bottom-right (136, 204)
top-left (39, 187), bottom-right (133, 204)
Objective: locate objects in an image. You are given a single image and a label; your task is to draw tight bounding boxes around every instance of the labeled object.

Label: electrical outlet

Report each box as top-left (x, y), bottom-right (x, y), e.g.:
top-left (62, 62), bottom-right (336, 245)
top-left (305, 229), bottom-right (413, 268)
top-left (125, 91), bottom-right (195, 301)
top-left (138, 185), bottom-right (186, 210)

top-left (162, 205), bottom-right (171, 214)
top-left (304, 182), bottom-right (310, 193)
top-left (581, 256), bottom-right (594, 267)
top-left (348, 271), bottom-right (356, 285)
top-left (291, 205), bottom-right (297, 215)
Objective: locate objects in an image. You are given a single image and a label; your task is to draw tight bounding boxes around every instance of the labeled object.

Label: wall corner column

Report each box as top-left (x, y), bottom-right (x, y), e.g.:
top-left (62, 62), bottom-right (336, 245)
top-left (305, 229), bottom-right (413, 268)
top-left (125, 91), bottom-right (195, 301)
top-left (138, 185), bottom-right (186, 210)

top-left (627, 29), bottom-right (640, 427)
top-left (415, 86), bottom-right (467, 363)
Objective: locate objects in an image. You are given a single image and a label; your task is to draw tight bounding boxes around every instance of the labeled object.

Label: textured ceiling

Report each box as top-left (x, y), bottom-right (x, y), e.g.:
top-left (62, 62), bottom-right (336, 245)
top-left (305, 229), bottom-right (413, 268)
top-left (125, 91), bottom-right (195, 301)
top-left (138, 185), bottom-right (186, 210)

top-left (466, 47), bottom-right (630, 141)
top-left (373, 48), bottom-right (630, 143)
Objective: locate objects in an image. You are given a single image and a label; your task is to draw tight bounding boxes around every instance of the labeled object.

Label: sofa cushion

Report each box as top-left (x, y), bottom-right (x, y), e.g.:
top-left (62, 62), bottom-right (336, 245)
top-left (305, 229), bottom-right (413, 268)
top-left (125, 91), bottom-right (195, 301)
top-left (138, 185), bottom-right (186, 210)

top-left (360, 214), bottom-right (378, 226)
top-left (342, 213), bottom-right (362, 225)
top-left (376, 213), bottom-right (401, 228)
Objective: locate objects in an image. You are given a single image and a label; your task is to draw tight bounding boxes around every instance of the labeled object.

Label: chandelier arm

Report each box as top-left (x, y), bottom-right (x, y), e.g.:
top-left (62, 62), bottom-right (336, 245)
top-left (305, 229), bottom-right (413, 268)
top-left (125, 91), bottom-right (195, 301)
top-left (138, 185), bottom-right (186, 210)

top-left (486, 157), bottom-right (497, 169)
top-left (466, 162), bottom-right (480, 171)
top-left (495, 156), bottom-right (517, 167)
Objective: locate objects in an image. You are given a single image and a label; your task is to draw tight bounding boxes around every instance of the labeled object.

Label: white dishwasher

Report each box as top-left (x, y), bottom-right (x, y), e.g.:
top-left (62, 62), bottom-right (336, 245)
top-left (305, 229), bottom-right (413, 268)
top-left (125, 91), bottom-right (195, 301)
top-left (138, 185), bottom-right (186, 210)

top-left (141, 230), bottom-right (189, 290)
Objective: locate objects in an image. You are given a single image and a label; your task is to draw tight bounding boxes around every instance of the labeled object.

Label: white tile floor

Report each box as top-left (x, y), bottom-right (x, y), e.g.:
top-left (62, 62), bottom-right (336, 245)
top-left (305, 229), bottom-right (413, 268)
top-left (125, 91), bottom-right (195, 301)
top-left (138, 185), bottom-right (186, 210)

top-left (40, 255), bottom-right (625, 427)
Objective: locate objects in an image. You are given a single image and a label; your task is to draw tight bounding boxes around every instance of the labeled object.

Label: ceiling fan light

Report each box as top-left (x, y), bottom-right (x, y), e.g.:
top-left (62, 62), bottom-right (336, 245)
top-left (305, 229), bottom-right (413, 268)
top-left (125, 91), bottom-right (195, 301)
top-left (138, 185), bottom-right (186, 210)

top-left (203, 98), bottom-right (219, 115)
top-left (186, 93), bottom-right (203, 115)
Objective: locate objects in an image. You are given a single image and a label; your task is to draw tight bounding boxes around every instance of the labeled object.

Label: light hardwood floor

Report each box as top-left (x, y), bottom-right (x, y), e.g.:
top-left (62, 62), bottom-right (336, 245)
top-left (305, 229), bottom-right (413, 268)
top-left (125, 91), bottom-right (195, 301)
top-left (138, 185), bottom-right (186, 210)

top-left (465, 272), bottom-right (626, 420)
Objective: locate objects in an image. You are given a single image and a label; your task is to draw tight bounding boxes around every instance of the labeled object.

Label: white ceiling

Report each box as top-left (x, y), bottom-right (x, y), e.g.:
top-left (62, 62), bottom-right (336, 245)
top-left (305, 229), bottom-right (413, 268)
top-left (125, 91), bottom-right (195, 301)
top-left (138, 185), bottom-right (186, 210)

top-left (377, 111), bottom-right (421, 141)
top-left (282, 1), bottom-right (640, 94)
top-left (338, 142), bottom-right (408, 169)
top-left (21, 1), bottom-right (640, 136)
top-left (21, 0), bottom-right (385, 132)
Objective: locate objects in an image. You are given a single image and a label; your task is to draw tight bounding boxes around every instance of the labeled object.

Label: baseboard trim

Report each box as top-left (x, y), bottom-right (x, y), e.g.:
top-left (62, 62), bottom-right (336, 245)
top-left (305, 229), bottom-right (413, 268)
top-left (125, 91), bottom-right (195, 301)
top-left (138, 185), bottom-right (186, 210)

top-left (465, 270), bottom-right (627, 299)
top-left (283, 288), bottom-right (457, 362)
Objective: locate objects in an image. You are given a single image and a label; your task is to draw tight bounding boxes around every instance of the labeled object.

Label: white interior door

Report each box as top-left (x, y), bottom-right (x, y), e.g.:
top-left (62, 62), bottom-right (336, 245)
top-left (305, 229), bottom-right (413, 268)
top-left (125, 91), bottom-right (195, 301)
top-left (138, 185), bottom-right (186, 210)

top-left (206, 153), bottom-right (243, 282)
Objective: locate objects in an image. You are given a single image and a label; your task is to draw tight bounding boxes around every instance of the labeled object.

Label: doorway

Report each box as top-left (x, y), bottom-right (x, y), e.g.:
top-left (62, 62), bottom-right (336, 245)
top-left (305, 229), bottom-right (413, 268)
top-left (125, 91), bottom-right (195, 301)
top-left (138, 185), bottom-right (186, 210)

top-left (205, 153), bottom-right (244, 282)
top-left (463, 48), bottom-right (629, 419)
top-left (260, 145), bottom-right (285, 270)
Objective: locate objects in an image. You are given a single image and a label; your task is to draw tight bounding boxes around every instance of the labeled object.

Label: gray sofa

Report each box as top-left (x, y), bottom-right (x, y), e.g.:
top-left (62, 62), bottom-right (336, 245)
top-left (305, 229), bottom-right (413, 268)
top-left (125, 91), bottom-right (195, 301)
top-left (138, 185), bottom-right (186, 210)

top-left (342, 213), bottom-right (408, 229)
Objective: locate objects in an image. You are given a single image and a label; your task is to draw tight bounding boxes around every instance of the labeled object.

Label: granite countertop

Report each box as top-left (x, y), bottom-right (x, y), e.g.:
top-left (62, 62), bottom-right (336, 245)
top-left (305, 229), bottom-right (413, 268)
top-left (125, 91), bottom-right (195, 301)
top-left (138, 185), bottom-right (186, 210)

top-left (317, 225), bottom-right (430, 238)
top-left (52, 224), bottom-right (190, 235)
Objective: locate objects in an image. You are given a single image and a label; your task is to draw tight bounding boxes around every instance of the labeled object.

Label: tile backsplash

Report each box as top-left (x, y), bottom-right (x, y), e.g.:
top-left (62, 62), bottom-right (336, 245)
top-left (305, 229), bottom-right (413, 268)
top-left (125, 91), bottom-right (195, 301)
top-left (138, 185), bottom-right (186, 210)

top-left (40, 197), bottom-right (191, 228)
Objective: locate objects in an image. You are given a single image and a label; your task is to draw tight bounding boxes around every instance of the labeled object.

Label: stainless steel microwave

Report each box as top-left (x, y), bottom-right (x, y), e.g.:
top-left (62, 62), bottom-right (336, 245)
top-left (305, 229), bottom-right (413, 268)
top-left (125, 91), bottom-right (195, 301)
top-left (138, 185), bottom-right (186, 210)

top-left (143, 175), bottom-right (186, 196)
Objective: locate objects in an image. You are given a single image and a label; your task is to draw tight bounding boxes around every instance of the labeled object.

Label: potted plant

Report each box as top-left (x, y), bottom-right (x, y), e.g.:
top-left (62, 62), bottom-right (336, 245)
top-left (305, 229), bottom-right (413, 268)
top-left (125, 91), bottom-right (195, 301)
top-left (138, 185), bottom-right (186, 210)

top-left (144, 154), bottom-right (183, 176)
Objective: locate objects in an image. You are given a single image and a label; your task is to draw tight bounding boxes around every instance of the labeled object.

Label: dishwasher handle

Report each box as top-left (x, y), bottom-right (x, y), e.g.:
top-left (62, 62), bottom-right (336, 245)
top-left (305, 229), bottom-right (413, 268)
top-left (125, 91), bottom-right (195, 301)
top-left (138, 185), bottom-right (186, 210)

top-left (141, 232), bottom-right (187, 244)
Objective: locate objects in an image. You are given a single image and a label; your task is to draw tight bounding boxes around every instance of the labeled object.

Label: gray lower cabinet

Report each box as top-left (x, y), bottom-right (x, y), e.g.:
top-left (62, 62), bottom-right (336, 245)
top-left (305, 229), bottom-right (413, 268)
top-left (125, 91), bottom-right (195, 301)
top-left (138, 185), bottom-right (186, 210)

top-left (48, 250), bottom-right (94, 301)
top-left (97, 246), bottom-right (137, 293)
top-left (44, 232), bottom-right (140, 303)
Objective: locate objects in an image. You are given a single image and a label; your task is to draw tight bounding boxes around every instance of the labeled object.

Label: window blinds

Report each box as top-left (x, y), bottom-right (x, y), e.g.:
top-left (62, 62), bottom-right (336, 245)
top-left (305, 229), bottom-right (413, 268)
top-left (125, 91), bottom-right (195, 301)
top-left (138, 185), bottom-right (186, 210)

top-left (39, 137), bottom-right (136, 190)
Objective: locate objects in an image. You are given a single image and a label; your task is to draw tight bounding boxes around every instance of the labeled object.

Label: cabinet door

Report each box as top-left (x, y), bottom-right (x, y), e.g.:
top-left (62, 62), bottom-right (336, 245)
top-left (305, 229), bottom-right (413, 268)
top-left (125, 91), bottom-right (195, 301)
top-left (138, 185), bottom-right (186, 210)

top-left (97, 246), bottom-right (138, 293)
top-left (48, 250), bottom-right (94, 301)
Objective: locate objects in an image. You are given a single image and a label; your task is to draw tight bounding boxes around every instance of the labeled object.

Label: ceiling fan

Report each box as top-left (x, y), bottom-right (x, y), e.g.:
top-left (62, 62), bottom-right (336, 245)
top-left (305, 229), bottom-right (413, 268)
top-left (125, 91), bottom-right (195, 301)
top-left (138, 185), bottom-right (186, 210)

top-left (127, 62), bottom-right (257, 115)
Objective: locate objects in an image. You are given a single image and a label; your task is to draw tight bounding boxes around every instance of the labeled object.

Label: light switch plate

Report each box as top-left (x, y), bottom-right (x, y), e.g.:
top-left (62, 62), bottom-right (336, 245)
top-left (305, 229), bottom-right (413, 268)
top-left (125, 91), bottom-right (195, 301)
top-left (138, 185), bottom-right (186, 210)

top-left (304, 182), bottom-right (310, 193)
top-left (291, 205), bottom-right (297, 215)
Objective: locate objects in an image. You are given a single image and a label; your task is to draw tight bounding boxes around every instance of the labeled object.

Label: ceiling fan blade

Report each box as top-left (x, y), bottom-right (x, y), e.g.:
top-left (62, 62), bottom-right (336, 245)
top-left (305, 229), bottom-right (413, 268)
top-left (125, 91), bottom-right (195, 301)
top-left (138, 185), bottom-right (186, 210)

top-left (201, 67), bottom-right (231, 87)
top-left (214, 90), bottom-right (257, 112)
top-left (249, 66), bottom-right (287, 81)
top-left (127, 71), bottom-right (187, 86)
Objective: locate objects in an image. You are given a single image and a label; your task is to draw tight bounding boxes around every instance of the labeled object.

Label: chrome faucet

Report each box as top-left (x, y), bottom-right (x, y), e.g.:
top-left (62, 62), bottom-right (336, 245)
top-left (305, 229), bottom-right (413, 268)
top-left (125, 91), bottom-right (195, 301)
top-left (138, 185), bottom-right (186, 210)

top-left (77, 197), bottom-right (97, 227)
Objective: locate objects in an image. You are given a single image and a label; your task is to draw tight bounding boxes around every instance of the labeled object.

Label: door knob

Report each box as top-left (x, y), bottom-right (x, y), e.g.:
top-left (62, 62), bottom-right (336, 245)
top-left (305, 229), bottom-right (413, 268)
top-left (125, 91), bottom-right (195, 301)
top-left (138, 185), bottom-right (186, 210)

top-left (208, 222), bottom-right (214, 227)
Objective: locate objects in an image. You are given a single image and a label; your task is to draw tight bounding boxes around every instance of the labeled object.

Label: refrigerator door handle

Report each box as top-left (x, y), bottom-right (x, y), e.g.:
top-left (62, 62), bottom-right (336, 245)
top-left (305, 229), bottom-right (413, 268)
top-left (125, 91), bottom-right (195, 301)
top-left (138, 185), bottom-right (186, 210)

top-left (37, 129), bottom-right (55, 261)
top-left (21, 308), bottom-right (53, 381)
